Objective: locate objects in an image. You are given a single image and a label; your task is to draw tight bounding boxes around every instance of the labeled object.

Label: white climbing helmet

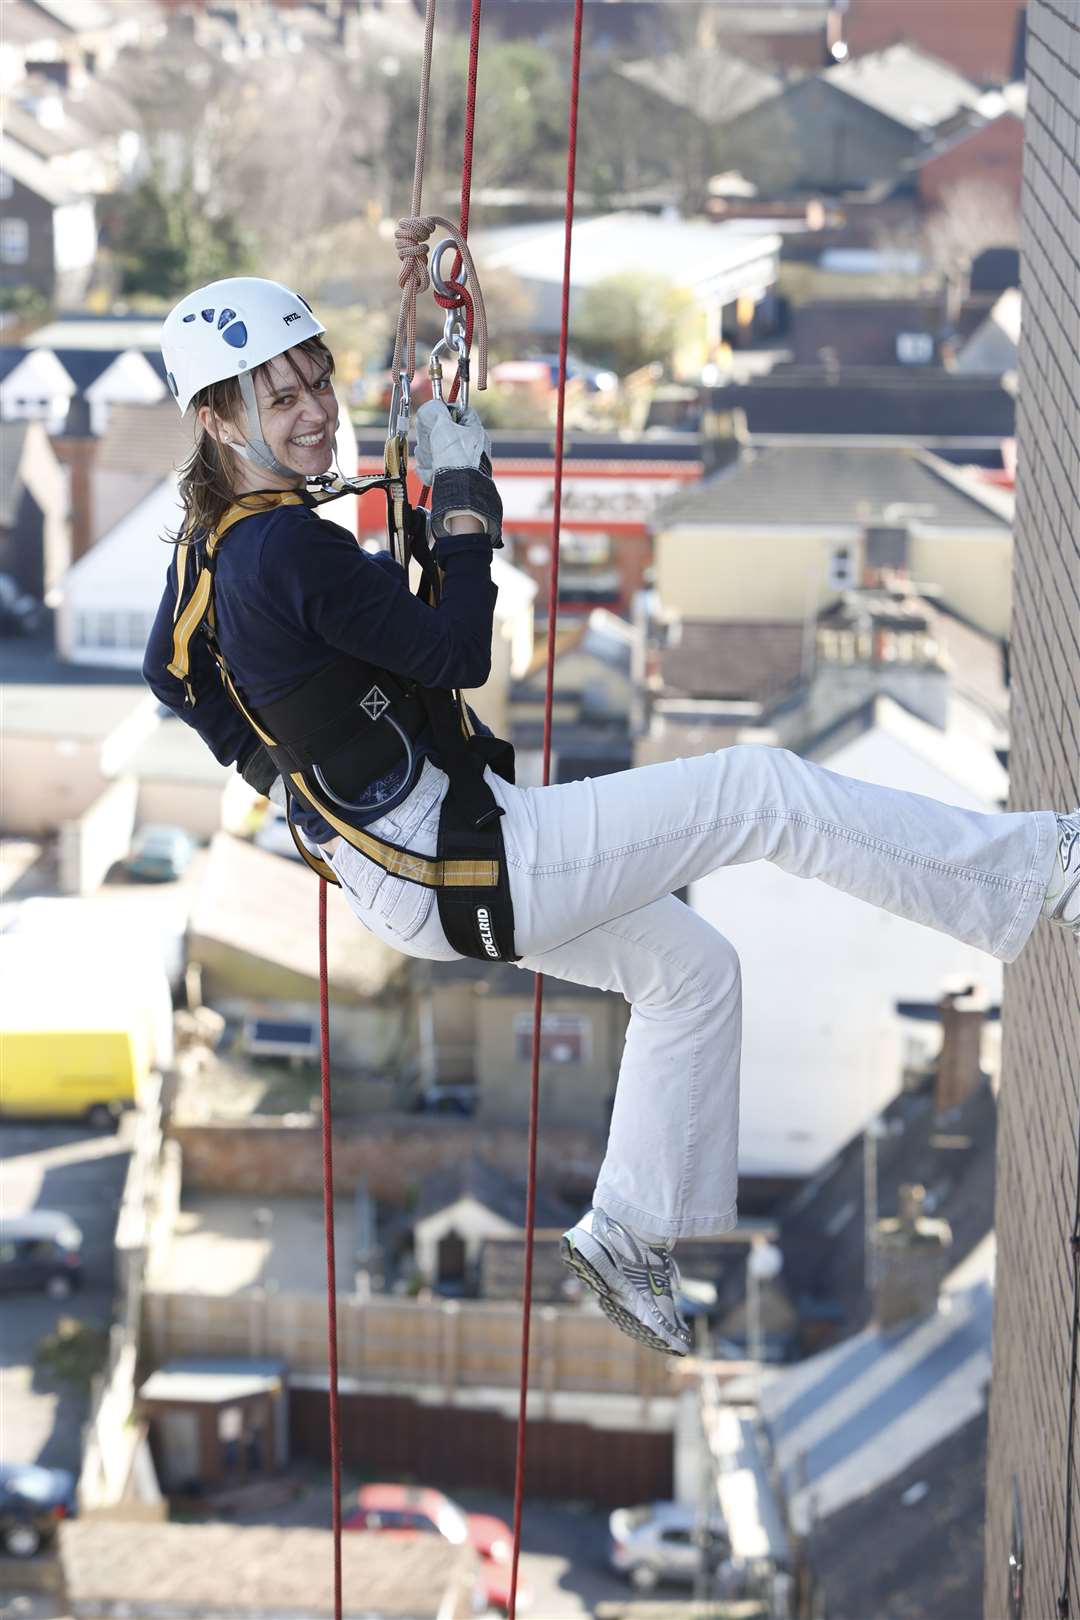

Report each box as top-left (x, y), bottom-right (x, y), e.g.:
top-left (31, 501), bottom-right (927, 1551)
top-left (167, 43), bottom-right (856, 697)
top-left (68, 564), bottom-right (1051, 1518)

top-left (161, 276), bottom-right (325, 415)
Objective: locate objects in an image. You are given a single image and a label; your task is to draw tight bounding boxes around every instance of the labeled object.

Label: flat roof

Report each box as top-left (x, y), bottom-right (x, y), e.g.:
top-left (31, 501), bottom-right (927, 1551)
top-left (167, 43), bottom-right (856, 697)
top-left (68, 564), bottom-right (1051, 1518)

top-left (58, 1520), bottom-right (478, 1617)
top-left (1, 682), bottom-right (153, 740)
top-left (139, 1358), bottom-right (286, 1406)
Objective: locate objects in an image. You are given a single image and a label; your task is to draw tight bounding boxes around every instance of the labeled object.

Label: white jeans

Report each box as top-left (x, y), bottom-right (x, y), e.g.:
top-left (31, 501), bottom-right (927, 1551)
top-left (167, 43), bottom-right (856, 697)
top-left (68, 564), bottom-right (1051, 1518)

top-left (328, 748), bottom-right (1057, 1242)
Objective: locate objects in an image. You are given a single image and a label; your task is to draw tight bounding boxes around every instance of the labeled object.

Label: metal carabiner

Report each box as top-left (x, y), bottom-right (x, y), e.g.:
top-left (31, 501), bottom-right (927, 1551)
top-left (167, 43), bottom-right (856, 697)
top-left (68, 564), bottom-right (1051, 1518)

top-left (429, 307), bottom-right (470, 415)
top-left (387, 368), bottom-right (411, 439)
top-left (428, 239), bottom-right (471, 416)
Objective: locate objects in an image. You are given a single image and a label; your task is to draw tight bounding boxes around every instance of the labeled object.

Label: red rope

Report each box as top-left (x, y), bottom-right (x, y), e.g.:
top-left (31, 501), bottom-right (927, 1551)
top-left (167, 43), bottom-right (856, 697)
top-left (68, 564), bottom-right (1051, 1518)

top-left (318, 877), bottom-right (344, 1620)
top-left (506, 1), bottom-right (585, 1613)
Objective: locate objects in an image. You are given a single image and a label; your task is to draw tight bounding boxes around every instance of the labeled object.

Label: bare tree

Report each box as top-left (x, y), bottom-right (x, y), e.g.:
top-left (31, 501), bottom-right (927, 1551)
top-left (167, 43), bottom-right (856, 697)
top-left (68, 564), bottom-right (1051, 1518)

top-left (921, 178), bottom-right (1021, 326)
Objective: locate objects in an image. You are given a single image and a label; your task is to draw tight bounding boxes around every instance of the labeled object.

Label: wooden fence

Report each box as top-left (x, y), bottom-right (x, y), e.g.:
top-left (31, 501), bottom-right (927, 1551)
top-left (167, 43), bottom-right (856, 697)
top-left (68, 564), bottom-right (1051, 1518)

top-left (141, 1288), bottom-right (676, 1405)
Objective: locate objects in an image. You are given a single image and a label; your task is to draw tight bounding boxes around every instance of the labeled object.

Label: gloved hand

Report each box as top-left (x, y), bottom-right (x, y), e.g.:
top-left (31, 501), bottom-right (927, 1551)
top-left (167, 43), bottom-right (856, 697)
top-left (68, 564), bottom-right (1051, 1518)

top-left (414, 399), bottom-right (502, 546)
top-left (237, 740), bottom-right (279, 798)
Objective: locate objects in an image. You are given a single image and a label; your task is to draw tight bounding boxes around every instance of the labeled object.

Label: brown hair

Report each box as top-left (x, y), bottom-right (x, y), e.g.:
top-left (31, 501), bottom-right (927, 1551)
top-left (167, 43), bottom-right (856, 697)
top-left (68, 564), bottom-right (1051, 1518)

top-left (172, 336), bottom-right (336, 544)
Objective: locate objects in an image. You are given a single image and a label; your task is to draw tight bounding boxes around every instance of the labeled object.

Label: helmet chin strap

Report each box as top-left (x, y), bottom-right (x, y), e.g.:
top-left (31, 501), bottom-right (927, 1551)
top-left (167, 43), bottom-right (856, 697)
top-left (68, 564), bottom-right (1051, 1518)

top-left (232, 369), bottom-right (305, 481)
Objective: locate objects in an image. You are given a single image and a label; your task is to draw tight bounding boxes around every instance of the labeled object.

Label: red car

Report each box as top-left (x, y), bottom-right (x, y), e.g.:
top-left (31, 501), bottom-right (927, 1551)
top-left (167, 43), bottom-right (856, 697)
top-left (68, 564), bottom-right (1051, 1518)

top-left (343, 1482), bottom-right (529, 1613)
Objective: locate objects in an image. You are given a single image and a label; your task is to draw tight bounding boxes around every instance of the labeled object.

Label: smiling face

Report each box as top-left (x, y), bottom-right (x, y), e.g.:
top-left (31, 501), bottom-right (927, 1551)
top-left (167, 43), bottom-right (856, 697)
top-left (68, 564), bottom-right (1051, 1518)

top-left (198, 340), bottom-right (339, 491)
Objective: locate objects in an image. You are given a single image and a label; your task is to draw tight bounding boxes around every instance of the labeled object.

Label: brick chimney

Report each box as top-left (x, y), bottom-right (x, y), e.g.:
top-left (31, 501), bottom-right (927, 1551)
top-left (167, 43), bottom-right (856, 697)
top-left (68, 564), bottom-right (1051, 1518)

top-left (935, 981), bottom-right (990, 1115)
top-left (873, 1183), bottom-right (954, 1329)
top-left (52, 397), bottom-right (96, 563)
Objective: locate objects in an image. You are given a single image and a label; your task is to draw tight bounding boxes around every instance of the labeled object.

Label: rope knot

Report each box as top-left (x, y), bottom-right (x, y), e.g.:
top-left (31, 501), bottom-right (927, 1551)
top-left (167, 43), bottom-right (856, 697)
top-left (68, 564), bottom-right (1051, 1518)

top-left (394, 216), bottom-right (433, 297)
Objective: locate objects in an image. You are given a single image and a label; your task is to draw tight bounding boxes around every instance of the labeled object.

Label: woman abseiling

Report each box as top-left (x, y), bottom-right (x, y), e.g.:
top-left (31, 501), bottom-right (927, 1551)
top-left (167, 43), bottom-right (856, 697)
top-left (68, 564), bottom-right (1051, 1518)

top-left (145, 276), bottom-right (1080, 1359)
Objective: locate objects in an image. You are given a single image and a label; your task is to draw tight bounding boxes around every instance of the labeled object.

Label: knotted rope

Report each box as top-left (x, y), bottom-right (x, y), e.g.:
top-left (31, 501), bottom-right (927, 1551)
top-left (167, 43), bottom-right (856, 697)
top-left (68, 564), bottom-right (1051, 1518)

top-left (391, 213), bottom-right (488, 392)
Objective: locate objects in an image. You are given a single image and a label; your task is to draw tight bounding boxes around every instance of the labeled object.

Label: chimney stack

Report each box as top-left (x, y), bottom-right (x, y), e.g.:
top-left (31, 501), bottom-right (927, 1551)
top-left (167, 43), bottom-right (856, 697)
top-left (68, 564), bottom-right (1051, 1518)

top-left (873, 1183), bottom-right (953, 1329)
top-left (935, 981), bottom-right (990, 1115)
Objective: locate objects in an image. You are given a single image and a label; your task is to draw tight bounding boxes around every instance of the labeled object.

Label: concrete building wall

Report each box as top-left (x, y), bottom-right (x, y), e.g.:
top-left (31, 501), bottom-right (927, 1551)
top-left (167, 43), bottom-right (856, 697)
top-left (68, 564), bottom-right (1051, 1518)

top-left (984, 5), bottom-right (1080, 1616)
top-left (656, 526), bottom-right (862, 624)
top-left (908, 531), bottom-right (1013, 638)
top-left (655, 523), bottom-right (1012, 636)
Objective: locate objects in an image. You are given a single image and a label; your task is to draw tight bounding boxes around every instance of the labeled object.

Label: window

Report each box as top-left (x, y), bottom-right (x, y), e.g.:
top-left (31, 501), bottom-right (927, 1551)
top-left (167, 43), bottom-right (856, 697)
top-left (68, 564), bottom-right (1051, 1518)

top-left (828, 545), bottom-right (856, 590)
top-left (513, 1012), bottom-right (590, 1065)
top-left (0, 171), bottom-right (13, 201)
top-left (0, 218), bottom-right (28, 265)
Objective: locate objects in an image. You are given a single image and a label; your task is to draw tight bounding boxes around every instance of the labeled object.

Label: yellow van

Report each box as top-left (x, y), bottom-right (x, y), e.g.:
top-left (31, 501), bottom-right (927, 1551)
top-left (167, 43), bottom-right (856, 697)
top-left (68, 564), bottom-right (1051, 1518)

top-left (0, 1026), bottom-right (148, 1129)
top-left (0, 935), bottom-right (165, 1129)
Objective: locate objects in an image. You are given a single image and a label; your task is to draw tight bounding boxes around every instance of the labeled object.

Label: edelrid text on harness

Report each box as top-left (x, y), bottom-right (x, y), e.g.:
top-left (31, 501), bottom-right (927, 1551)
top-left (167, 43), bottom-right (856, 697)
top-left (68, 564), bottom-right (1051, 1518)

top-left (166, 475), bottom-right (518, 964)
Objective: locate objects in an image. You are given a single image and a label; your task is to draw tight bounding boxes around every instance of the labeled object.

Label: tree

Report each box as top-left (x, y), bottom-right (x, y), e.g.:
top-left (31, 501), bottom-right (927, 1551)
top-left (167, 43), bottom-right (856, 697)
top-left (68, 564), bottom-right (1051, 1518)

top-left (920, 178), bottom-right (1021, 327)
top-left (102, 166), bottom-right (250, 299)
top-left (574, 272), bottom-right (697, 375)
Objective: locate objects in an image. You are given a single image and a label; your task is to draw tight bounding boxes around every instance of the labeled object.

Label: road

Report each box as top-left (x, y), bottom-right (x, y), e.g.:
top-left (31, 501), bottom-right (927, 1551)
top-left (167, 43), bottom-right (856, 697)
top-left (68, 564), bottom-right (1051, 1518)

top-left (0, 1119), bottom-right (130, 1473)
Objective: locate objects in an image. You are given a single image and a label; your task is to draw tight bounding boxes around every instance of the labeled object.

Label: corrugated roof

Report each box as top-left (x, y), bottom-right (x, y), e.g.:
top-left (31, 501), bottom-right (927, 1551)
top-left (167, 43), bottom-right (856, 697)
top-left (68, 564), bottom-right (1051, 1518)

top-left (652, 444), bottom-right (1011, 530)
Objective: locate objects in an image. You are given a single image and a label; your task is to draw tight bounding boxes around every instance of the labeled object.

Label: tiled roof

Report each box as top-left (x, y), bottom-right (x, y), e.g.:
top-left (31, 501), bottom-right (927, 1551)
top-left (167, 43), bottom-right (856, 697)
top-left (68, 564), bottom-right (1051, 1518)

top-left (617, 51), bottom-right (784, 123)
top-left (823, 43), bottom-right (982, 133)
top-left (809, 1408), bottom-right (986, 1620)
top-left (725, 369), bottom-right (1016, 438)
top-left (50, 346), bottom-right (119, 391)
top-left (753, 1237), bottom-right (992, 1528)
top-left (652, 444), bottom-right (1011, 530)
top-left (96, 400), bottom-right (192, 476)
top-left (660, 620), bottom-right (807, 703)
top-left (412, 1154), bottom-right (572, 1230)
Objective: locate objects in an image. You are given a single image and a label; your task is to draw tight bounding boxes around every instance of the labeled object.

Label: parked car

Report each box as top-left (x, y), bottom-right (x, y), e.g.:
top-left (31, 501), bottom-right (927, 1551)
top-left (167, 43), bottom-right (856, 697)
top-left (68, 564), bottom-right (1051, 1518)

top-left (0, 1463), bottom-right (77, 1557)
top-left (343, 1482), bottom-right (529, 1614)
top-left (608, 1499), bottom-right (730, 1591)
top-left (0, 1212), bottom-right (83, 1300)
top-left (126, 824), bottom-right (195, 882)
top-left (526, 352), bottom-right (618, 392)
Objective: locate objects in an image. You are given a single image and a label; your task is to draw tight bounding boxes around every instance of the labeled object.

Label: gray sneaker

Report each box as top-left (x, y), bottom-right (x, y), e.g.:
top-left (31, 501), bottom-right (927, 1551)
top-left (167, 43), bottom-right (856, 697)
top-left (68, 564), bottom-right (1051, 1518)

top-left (561, 1206), bottom-right (692, 1357)
top-left (1043, 811), bottom-right (1080, 938)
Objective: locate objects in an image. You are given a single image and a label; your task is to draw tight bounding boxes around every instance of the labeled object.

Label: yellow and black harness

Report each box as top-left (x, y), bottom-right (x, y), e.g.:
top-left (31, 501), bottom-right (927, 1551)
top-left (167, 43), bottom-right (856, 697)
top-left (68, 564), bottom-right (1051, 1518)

top-left (166, 472), bottom-right (518, 963)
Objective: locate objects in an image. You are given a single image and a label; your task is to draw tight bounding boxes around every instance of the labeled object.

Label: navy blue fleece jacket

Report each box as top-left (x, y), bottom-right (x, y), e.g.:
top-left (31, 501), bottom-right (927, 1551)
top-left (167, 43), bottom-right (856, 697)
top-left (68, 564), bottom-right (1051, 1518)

top-left (142, 498), bottom-right (497, 845)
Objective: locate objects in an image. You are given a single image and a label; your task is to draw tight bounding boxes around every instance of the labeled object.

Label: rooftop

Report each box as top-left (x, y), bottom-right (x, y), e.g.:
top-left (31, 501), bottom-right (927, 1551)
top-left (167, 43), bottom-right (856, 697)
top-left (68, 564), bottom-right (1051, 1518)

top-left (412, 1154), bottom-right (573, 1231)
top-left (58, 1519), bottom-right (478, 1619)
top-left (652, 443), bottom-right (1012, 531)
top-left (0, 133), bottom-right (78, 206)
top-left (474, 212), bottom-right (783, 293)
top-left (749, 1233), bottom-right (993, 1529)
top-left (1, 681), bottom-right (153, 740)
top-left (661, 620), bottom-right (807, 705)
top-left (190, 834), bottom-right (405, 1002)
top-left (24, 313), bottom-right (165, 353)
top-left (823, 43), bottom-right (982, 133)
top-left (617, 50), bottom-right (784, 124)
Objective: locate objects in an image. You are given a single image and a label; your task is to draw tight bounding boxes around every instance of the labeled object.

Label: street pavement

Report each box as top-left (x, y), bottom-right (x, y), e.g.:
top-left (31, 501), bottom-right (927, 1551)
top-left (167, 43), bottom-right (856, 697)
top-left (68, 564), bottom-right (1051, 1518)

top-left (0, 1118), bottom-right (130, 1473)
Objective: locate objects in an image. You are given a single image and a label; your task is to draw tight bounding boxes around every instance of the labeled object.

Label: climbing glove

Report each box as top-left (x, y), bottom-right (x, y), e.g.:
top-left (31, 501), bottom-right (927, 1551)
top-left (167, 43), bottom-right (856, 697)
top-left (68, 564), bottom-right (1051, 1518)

top-left (414, 399), bottom-right (503, 547)
top-left (237, 739), bottom-right (279, 798)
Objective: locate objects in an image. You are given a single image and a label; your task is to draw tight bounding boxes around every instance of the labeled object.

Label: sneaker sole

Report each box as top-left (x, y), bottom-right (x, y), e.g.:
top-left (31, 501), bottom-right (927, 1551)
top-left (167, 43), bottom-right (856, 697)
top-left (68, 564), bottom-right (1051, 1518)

top-left (560, 1234), bottom-right (688, 1357)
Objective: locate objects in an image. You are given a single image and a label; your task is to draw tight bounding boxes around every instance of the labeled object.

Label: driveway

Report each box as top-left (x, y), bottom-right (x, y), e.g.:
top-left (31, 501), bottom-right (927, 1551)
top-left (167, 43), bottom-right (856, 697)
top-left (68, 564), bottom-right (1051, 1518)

top-left (0, 1119), bottom-right (130, 1473)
